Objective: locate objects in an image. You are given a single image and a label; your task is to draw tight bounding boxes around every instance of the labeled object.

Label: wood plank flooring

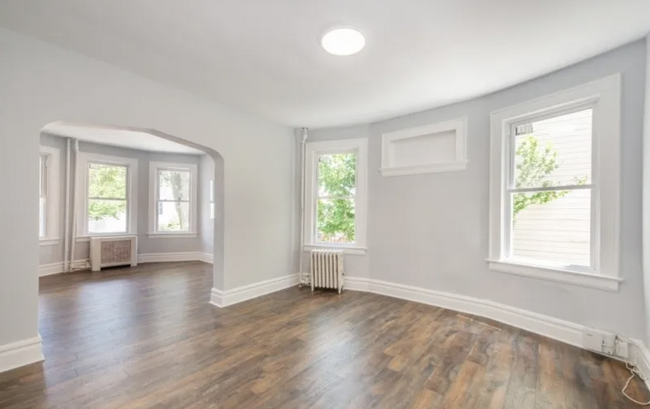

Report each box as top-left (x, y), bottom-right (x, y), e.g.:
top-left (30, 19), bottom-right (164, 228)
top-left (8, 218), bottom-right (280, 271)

top-left (0, 261), bottom-right (647, 408)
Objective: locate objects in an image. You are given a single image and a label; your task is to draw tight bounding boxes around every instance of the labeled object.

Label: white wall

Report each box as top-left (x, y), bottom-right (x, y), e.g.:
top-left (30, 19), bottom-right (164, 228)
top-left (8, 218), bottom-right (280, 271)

top-left (0, 26), bottom-right (295, 349)
top-left (39, 134), bottom-right (205, 266)
top-left (307, 40), bottom-right (647, 340)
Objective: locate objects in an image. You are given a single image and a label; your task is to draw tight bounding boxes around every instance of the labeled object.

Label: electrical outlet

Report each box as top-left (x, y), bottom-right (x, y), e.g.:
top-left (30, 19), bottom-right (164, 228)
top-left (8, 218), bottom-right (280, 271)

top-left (615, 339), bottom-right (630, 359)
top-left (583, 329), bottom-right (604, 352)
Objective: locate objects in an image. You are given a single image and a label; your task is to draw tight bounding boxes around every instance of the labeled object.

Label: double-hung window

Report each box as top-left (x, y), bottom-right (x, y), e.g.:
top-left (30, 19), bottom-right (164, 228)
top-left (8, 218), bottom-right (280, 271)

top-left (39, 146), bottom-right (60, 245)
top-left (304, 138), bottom-right (367, 254)
top-left (148, 162), bottom-right (198, 237)
top-left (77, 153), bottom-right (138, 237)
top-left (488, 75), bottom-right (621, 291)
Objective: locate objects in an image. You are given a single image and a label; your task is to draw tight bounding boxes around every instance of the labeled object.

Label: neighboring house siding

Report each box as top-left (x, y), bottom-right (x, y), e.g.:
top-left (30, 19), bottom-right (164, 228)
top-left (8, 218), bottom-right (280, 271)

top-left (512, 109), bottom-right (592, 266)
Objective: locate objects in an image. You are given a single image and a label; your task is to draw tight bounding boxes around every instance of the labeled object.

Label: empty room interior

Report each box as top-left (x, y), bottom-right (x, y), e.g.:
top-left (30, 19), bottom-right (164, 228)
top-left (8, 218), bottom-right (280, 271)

top-left (3, 1), bottom-right (650, 408)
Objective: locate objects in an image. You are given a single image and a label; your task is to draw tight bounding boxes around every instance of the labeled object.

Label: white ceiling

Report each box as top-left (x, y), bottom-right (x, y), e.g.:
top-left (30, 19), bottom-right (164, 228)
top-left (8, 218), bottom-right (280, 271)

top-left (2, 1), bottom-right (650, 128)
top-left (43, 122), bottom-right (205, 155)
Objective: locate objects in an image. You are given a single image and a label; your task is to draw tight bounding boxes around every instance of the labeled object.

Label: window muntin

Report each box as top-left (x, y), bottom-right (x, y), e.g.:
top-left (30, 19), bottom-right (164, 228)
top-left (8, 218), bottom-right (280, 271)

top-left (505, 108), bottom-right (594, 270)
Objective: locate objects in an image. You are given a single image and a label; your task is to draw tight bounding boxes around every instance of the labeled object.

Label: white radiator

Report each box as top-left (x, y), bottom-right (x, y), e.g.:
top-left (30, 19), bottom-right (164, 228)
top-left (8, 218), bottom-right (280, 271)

top-left (89, 235), bottom-right (137, 272)
top-left (310, 249), bottom-right (344, 293)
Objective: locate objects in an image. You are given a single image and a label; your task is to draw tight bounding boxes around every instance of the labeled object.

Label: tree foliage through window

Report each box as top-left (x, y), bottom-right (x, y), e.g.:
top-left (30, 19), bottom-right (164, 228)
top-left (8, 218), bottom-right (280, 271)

top-left (317, 153), bottom-right (356, 243)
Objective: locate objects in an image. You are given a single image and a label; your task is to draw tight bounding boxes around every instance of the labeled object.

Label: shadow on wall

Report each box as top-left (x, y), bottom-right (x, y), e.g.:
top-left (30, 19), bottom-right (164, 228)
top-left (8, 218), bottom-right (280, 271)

top-left (39, 121), bottom-right (226, 289)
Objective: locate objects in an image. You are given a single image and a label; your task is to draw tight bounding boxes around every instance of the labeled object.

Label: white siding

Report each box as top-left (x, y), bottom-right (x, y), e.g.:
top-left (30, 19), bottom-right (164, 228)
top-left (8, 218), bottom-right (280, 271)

top-left (512, 109), bottom-right (592, 266)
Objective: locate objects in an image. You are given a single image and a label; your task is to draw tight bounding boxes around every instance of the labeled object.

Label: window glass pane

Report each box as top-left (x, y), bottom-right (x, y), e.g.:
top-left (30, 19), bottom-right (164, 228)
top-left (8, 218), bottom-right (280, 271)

top-left (158, 201), bottom-right (190, 232)
top-left (159, 170), bottom-right (191, 201)
top-left (88, 199), bottom-right (127, 233)
top-left (317, 198), bottom-right (355, 243)
top-left (88, 163), bottom-right (127, 199)
top-left (39, 155), bottom-right (47, 197)
top-left (514, 109), bottom-right (592, 189)
top-left (39, 197), bottom-right (46, 237)
top-left (318, 153), bottom-right (356, 197)
top-left (511, 189), bottom-right (591, 267)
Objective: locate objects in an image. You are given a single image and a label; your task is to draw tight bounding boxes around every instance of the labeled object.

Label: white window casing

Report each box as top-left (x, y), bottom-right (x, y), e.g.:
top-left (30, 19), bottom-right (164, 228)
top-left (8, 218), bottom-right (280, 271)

top-left (488, 74), bottom-right (622, 291)
top-left (76, 152), bottom-right (138, 239)
top-left (148, 161), bottom-right (198, 238)
top-left (304, 138), bottom-right (368, 255)
top-left (39, 146), bottom-right (61, 246)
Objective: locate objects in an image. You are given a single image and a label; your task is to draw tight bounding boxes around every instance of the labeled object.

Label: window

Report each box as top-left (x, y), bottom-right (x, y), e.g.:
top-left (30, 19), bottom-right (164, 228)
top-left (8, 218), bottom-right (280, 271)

top-left (304, 138), bottom-right (367, 254)
top-left (149, 162), bottom-right (198, 237)
top-left (76, 153), bottom-right (138, 238)
top-left (39, 146), bottom-right (60, 245)
top-left (488, 75), bottom-right (621, 291)
top-left (210, 180), bottom-right (215, 219)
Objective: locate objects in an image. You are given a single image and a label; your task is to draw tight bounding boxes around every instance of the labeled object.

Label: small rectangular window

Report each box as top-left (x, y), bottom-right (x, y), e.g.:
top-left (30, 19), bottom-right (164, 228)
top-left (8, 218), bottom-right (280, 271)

top-left (87, 162), bottom-right (128, 234)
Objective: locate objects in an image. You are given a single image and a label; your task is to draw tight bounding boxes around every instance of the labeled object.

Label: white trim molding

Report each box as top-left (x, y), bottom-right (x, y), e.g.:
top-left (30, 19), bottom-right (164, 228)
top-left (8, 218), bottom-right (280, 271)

top-left (632, 341), bottom-right (650, 391)
top-left (304, 138), bottom-right (368, 250)
top-left (39, 145), bottom-right (61, 243)
top-left (210, 274), bottom-right (299, 308)
top-left (200, 253), bottom-right (214, 264)
top-left (39, 259), bottom-right (90, 276)
top-left (380, 117), bottom-right (468, 177)
top-left (148, 161), bottom-right (199, 236)
top-left (487, 259), bottom-right (621, 291)
top-left (0, 336), bottom-right (44, 373)
top-left (488, 74), bottom-right (622, 290)
top-left (137, 252), bottom-right (203, 264)
top-left (303, 244), bottom-right (367, 256)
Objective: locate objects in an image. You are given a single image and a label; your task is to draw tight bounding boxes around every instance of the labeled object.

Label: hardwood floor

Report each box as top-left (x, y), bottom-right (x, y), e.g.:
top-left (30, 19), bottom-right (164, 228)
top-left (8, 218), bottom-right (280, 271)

top-left (0, 261), bottom-right (647, 408)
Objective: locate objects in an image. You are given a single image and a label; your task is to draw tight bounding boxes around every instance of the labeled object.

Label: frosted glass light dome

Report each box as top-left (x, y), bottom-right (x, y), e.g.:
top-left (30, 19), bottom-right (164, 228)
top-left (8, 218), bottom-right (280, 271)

top-left (321, 28), bottom-right (365, 56)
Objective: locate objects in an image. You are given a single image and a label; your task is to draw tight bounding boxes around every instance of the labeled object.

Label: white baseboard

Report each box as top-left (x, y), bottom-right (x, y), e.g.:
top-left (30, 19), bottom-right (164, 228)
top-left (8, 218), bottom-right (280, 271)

top-left (632, 340), bottom-right (650, 390)
top-left (200, 253), bottom-right (214, 264)
top-left (346, 277), bottom-right (585, 347)
top-left (0, 336), bottom-right (43, 373)
top-left (40, 252), bottom-right (214, 276)
top-left (39, 259), bottom-right (90, 277)
top-left (210, 274), bottom-right (299, 308)
top-left (137, 252), bottom-right (204, 264)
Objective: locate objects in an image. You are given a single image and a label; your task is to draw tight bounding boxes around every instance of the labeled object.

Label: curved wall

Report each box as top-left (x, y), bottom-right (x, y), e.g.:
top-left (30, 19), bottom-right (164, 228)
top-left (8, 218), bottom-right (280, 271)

top-left (306, 40), bottom-right (647, 340)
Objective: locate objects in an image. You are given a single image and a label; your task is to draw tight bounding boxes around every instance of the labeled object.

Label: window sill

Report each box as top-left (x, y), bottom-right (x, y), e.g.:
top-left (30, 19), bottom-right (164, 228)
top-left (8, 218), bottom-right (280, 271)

top-left (39, 238), bottom-right (60, 246)
top-left (486, 259), bottom-right (621, 292)
top-left (147, 233), bottom-right (198, 239)
top-left (303, 244), bottom-right (367, 256)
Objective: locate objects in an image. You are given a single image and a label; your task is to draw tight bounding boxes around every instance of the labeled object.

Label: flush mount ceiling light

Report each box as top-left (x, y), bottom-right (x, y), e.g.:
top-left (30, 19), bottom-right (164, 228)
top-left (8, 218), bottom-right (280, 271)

top-left (321, 28), bottom-right (366, 56)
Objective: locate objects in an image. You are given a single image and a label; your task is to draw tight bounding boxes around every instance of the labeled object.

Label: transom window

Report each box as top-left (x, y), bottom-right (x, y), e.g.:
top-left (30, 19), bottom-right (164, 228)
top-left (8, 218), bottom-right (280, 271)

top-left (304, 138), bottom-right (367, 253)
top-left (488, 75), bottom-right (622, 291)
top-left (149, 162), bottom-right (198, 236)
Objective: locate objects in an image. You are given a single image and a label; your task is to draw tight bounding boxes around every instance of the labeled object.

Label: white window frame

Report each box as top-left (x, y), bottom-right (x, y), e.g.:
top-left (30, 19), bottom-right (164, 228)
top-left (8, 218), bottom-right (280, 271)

top-left (303, 138), bottom-right (368, 255)
top-left (488, 75), bottom-right (622, 291)
top-left (148, 162), bottom-right (198, 238)
top-left (76, 152), bottom-right (138, 240)
top-left (210, 180), bottom-right (215, 220)
top-left (39, 146), bottom-right (61, 246)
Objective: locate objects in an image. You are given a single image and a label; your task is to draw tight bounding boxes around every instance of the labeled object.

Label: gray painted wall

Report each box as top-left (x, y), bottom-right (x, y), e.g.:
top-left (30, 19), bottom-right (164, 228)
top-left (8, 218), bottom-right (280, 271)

top-left (304, 40), bottom-right (647, 340)
top-left (200, 154), bottom-right (215, 255)
top-left (39, 133), bottom-right (204, 265)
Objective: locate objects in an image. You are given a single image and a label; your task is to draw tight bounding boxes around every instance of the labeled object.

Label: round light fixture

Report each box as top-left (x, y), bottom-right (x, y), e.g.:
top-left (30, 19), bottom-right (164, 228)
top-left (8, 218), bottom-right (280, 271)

top-left (321, 28), bottom-right (365, 56)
